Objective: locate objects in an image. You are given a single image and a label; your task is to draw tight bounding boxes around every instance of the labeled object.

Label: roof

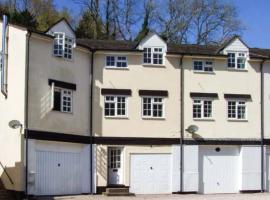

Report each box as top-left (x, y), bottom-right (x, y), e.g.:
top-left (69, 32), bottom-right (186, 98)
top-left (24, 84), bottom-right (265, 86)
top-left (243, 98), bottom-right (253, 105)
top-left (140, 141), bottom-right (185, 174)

top-left (77, 38), bottom-right (270, 59)
top-left (76, 39), bottom-right (140, 52)
top-left (5, 19), bottom-right (270, 59)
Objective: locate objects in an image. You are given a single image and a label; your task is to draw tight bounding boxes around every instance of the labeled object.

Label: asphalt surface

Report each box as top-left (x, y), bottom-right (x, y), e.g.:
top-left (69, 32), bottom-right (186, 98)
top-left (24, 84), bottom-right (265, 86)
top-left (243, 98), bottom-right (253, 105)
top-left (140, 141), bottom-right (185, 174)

top-left (34, 193), bottom-right (270, 200)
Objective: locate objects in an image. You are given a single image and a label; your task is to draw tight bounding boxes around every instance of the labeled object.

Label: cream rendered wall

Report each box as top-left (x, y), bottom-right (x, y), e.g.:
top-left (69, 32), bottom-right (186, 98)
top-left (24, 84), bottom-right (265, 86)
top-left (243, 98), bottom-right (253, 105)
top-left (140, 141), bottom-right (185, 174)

top-left (263, 61), bottom-right (270, 139)
top-left (184, 57), bottom-right (261, 139)
top-left (93, 53), bottom-right (181, 138)
top-left (96, 145), bottom-right (171, 187)
top-left (0, 24), bottom-right (28, 191)
top-left (28, 35), bottom-right (91, 135)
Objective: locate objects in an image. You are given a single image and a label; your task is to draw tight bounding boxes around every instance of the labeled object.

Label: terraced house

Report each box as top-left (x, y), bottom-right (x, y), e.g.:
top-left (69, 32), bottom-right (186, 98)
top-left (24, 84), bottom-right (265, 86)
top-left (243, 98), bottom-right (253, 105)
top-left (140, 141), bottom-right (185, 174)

top-left (1, 17), bottom-right (270, 198)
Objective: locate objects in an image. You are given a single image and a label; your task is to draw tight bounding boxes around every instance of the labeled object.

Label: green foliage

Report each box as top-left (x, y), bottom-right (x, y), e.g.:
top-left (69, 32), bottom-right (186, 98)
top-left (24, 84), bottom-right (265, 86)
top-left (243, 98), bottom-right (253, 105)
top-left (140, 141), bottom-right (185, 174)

top-left (76, 10), bottom-right (104, 39)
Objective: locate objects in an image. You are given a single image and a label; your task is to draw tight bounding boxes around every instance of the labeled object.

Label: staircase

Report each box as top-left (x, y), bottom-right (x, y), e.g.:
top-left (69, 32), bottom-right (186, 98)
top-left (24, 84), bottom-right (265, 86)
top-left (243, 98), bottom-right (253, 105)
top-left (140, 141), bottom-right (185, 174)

top-left (103, 187), bottom-right (135, 196)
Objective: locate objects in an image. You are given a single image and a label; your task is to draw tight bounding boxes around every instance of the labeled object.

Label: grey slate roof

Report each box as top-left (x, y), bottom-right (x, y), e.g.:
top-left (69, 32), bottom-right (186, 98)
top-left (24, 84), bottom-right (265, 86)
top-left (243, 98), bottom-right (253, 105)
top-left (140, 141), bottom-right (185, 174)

top-left (77, 38), bottom-right (270, 59)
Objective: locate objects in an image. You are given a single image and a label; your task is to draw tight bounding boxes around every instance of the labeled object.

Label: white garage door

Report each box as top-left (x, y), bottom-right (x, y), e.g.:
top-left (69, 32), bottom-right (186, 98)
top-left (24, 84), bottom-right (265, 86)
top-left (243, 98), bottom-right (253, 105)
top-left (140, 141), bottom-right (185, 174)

top-left (266, 147), bottom-right (270, 191)
top-left (36, 151), bottom-right (82, 195)
top-left (199, 146), bottom-right (240, 194)
top-left (130, 154), bottom-right (171, 194)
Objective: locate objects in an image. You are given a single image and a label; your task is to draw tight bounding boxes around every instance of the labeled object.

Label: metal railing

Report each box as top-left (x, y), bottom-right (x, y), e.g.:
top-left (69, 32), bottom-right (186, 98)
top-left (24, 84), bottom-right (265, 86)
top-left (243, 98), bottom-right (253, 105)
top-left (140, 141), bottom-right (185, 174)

top-left (0, 162), bottom-right (14, 185)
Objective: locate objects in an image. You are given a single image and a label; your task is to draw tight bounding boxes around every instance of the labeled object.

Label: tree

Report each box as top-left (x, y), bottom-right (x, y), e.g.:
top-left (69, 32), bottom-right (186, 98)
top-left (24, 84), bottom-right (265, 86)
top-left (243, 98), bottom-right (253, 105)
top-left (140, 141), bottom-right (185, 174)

top-left (190, 0), bottom-right (243, 44)
top-left (134, 0), bottom-right (155, 42)
top-left (11, 9), bottom-right (37, 28)
top-left (159, 0), bottom-right (192, 44)
top-left (76, 10), bottom-right (104, 39)
top-left (157, 0), bottom-right (243, 44)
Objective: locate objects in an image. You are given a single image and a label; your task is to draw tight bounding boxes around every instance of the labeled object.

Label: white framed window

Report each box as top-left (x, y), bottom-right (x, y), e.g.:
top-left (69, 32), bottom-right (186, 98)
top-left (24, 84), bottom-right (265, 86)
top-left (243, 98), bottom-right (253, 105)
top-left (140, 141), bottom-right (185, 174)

top-left (53, 32), bottom-right (74, 60)
top-left (227, 52), bottom-right (246, 69)
top-left (106, 56), bottom-right (128, 68)
top-left (193, 60), bottom-right (213, 72)
top-left (143, 47), bottom-right (164, 65)
top-left (104, 96), bottom-right (127, 117)
top-left (53, 87), bottom-right (73, 113)
top-left (228, 100), bottom-right (247, 120)
top-left (142, 97), bottom-right (164, 118)
top-left (64, 36), bottom-right (73, 59)
top-left (53, 33), bottom-right (64, 57)
top-left (193, 99), bottom-right (213, 119)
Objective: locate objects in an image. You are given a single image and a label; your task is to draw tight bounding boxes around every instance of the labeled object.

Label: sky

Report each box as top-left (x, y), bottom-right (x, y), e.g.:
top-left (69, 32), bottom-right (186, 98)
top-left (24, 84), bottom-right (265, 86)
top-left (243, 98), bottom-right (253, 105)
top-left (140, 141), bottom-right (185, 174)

top-left (54, 0), bottom-right (270, 49)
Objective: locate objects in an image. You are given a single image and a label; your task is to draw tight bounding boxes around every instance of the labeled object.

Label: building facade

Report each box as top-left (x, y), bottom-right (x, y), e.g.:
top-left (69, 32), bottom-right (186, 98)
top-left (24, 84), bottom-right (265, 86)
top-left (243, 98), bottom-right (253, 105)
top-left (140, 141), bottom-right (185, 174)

top-left (0, 18), bottom-right (270, 197)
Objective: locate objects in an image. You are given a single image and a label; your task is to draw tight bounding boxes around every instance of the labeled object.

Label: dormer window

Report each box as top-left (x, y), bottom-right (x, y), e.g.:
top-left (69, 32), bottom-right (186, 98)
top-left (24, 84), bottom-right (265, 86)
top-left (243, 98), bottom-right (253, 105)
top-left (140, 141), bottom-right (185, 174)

top-left (53, 32), bottom-right (73, 60)
top-left (227, 52), bottom-right (246, 70)
top-left (143, 47), bottom-right (164, 65)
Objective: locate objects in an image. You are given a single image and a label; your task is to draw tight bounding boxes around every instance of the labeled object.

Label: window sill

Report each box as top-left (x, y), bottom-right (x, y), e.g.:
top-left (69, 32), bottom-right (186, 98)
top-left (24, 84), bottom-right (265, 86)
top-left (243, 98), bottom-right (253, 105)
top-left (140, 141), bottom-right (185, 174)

top-left (51, 110), bottom-right (73, 115)
top-left (53, 55), bottom-right (74, 62)
top-left (142, 117), bottom-right (166, 120)
top-left (105, 116), bottom-right (129, 119)
top-left (105, 67), bottom-right (129, 70)
top-left (193, 118), bottom-right (215, 121)
top-left (142, 64), bottom-right (165, 68)
top-left (193, 71), bottom-right (215, 75)
top-left (227, 68), bottom-right (248, 72)
top-left (227, 119), bottom-right (248, 122)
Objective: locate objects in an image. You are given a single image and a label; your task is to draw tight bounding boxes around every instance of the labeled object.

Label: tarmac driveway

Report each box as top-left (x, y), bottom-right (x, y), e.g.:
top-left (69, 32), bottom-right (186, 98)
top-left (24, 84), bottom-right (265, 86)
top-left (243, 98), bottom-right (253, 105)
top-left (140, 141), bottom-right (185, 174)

top-left (34, 193), bottom-right (270, 200)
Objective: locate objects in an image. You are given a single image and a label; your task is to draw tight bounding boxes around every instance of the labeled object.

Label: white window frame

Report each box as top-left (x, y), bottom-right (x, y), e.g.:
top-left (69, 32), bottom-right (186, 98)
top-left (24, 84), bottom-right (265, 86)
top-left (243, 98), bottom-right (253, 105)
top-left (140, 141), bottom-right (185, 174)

top-left (61, 89), bottom-right (73, 113)
top-left (227, 99), bottom-right (247, 120)
top-left (143, 47), bottom-right (164, 65)
top-left (53, 87), bottom-right (73, 113)
top-left (53, 32), bottom-right (74, 60)
top-left (193, 60), bottom-right (214, 72)
top-left (141, 96), bottom-right (165, 119)
top-left (227, 51), bottom-right (247, 70)
top-left (104, 95), bottom-right (128, 118)
top-left (105, 56), bottom-right (128, 68)
top-left (192, 98), bottom-right (213, 120)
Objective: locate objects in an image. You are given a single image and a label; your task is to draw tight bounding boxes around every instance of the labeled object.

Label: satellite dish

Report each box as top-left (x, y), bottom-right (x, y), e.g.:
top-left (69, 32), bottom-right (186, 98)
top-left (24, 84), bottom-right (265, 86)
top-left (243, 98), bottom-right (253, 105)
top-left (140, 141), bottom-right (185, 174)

top-left (8, 120), bottom-right (22, 129)
top-left (186, 125), bottom-right (199, 134)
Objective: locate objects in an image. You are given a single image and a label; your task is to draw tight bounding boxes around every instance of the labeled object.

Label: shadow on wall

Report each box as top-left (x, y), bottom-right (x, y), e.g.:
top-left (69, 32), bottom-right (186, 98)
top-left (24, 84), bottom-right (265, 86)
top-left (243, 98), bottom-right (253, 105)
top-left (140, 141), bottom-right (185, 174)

top-left (96, 146), bottom-right (107, 183)
top-left (40, 88), bottom-right (52, 119)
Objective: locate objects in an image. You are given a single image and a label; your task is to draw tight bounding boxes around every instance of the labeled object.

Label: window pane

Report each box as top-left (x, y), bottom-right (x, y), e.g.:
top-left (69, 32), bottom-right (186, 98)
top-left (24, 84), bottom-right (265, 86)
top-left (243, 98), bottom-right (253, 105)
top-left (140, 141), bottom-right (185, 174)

top-left (116, 56), bottom-right (127, 68)
top-left (227, 53), bottom-right (236, 68)
top-left (143, 48), bottom-right (151, 64)
top-left (106, 56), bottom-right (115, 66)
top-left (203, 101), bottom-right (212, 118)
top-left (142, 97), bottom-right (152, 116)
top-left (194, 61), bottom-right (203, 71)
top-left (61, 89), bottom-right (72, 113)
top-left (117, 97), bottom-right (126, 116)
top-left (237, 57), bottom-right (245, 69)
top-left (193, 101), bottom-right (202, 118)
top-left (237, 102), bottom-right (246, 119)
top-left (204, 61), bottom-right (213, 72)
top-left (228, 101), bottom-right (236, 118)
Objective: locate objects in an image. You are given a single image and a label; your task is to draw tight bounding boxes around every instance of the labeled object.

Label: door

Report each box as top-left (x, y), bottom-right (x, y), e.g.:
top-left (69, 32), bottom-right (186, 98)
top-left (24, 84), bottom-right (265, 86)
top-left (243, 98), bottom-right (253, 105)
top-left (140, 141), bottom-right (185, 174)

top-left (130, 154), bottom-right (172, 194)
top-left (199, 146), bottom-right (240, 194)
top-left (35, 151), bottom-right (82, 195)
top-left (108, 147), bottom-right (123, 185)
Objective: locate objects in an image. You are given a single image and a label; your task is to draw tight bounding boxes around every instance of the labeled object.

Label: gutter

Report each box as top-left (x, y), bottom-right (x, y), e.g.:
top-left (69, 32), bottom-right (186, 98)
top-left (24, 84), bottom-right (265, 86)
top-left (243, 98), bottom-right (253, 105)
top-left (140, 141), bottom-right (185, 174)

top-left (24, 31), bottom-right (31, 198)
top-left (179, 55), bottom-right (184, 192)
top-left (90, 50), bottom-right (95, 194)
top-left (260, 59), bottom-right (266, 192)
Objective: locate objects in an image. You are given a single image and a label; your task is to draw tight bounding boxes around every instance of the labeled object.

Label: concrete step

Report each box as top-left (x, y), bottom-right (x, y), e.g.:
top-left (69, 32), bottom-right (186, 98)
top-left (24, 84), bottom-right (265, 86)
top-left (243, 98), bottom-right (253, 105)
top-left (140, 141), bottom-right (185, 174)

top-left (103, 192), bottom-right (135, 196)
top-left (106, 187), bottom-right (130, 193)
top-left (103, 187), bottom-right (135, 196)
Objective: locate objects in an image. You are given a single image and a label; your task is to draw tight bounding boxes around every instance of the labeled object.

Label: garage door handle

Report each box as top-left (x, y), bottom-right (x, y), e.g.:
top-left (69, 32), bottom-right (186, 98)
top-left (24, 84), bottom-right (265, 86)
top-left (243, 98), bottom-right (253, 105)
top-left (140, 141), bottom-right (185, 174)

top-left (150, 167), bottom-right (153, 170)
